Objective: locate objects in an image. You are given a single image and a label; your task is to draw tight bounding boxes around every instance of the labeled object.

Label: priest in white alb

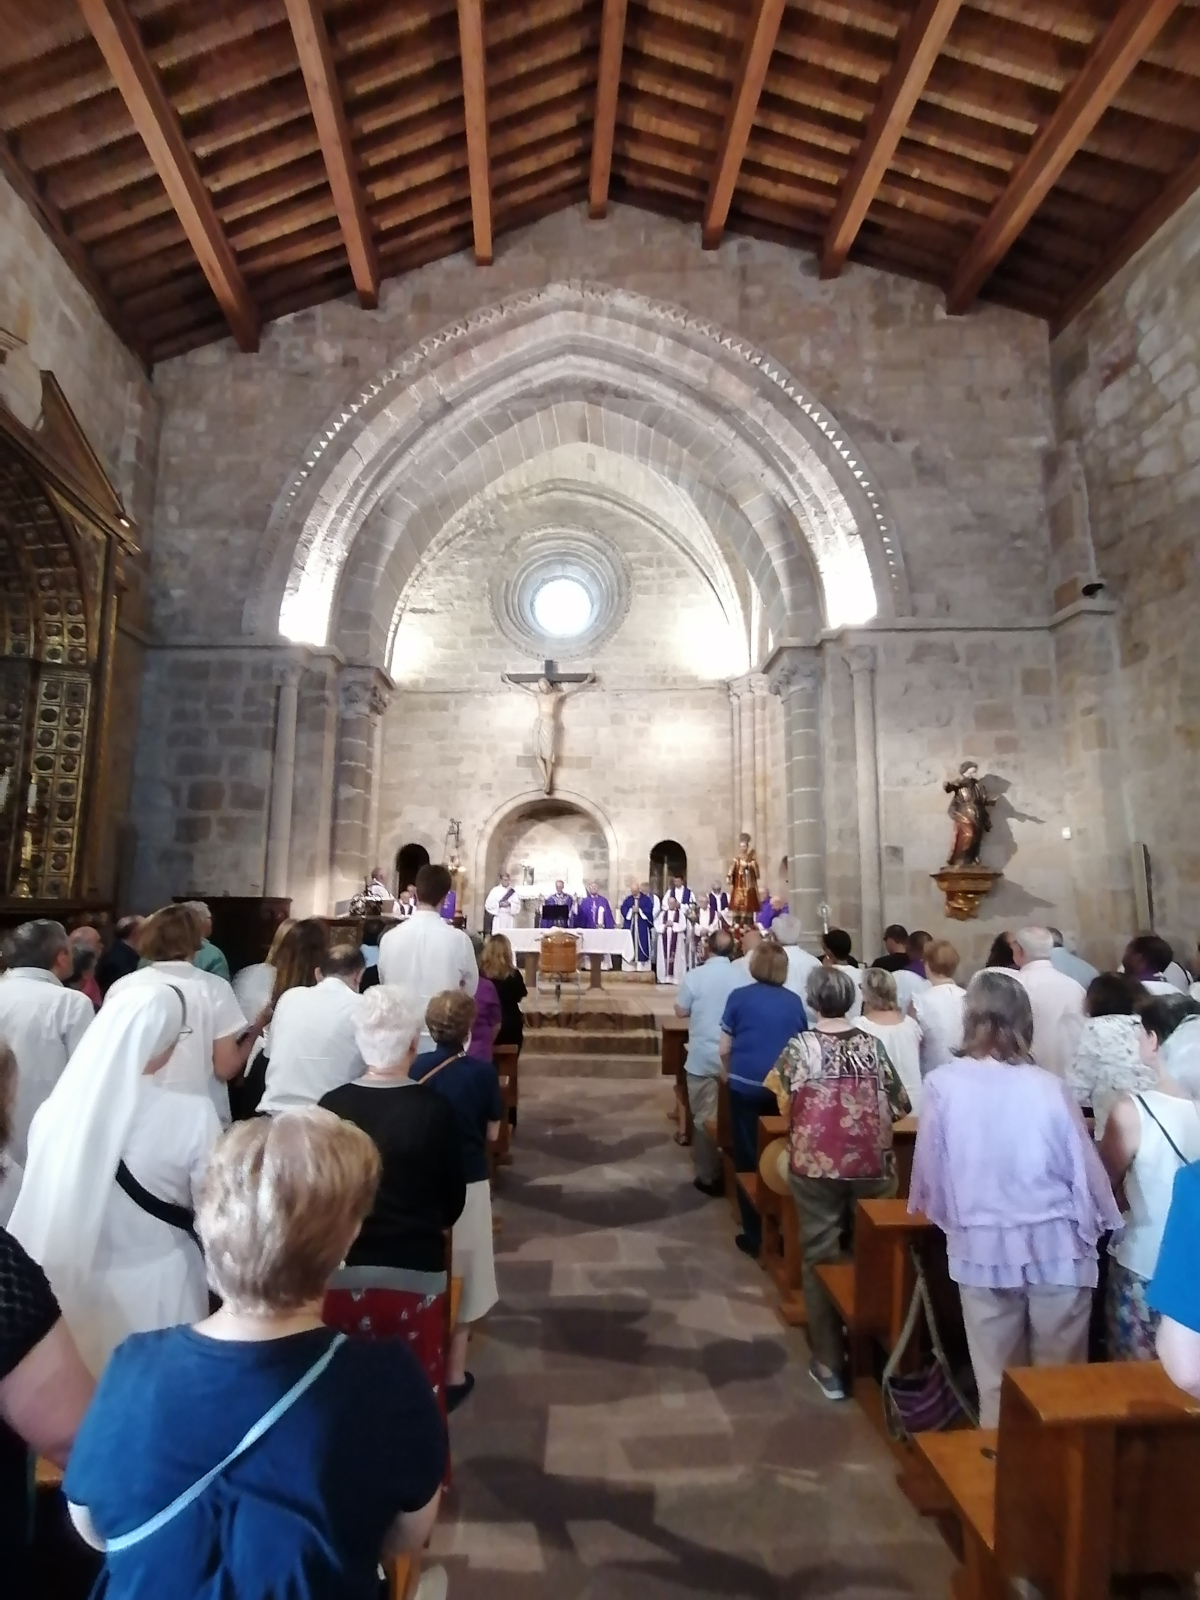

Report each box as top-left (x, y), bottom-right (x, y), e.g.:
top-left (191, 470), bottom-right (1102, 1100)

top-left (485, 872), bottom-right (520, 932)
top-left (655, 894), bottom-right (688, 984)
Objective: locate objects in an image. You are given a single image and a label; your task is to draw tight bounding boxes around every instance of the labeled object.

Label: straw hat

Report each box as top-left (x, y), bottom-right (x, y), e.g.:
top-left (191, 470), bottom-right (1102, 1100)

top-left (758, 1136), bottom-right (791, 1197)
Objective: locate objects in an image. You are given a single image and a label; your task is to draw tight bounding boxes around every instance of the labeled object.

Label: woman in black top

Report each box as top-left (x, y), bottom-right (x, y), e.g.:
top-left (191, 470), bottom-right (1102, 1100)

top-left (480, 934), bottom-right (527, 1052)
top-left (411, 992), bottom-right (504, 1412)
top-left (320, 986), bottom-right (465, 1412)
top-left (0, 1042), bottom-right (95, 1598)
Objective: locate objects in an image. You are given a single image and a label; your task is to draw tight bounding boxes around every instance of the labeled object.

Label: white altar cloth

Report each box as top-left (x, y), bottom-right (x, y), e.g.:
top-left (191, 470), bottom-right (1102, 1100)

top-left (506, 928), bottom-right (633, 960)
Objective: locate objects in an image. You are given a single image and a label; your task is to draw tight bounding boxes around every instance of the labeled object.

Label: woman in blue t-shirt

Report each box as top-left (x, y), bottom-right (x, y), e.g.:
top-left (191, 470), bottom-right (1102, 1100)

top-left (719, 941), bottom-right (808, 1259)
top-left (411, 990), bottom-right (505, 1413)
top-left (63, 1110), bottom-right (446, 1600)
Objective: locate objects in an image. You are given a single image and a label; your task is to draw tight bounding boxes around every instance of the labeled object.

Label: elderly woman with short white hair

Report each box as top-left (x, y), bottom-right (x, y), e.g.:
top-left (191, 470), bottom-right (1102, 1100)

top-left (320, 985), bottom-right (466, 1409)
top-left (858, 966), bottom-right (924, 1113)
top-left (62, 1110), bottom-right (447, 1598)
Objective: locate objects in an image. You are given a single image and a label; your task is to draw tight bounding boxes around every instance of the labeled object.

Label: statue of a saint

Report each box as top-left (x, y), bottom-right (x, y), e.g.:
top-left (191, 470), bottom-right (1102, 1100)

top-left (727, 831), bottom-right (761, 920)
top-left (944, 762), bottom-right (993, 867)
top-left (502, 670), bottom-right (596, 795)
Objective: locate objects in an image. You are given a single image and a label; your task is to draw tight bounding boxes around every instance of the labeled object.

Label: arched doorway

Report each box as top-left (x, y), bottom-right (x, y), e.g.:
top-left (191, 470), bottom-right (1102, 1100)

top-left (649, 839), bottom-right (687, 898)
top-left (394, 841), bottom-right (430, 891)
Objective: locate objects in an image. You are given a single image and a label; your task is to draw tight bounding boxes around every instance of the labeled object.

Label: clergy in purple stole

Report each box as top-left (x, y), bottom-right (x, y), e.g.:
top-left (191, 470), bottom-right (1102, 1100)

top-left (756, 893), bottom-right (789, 931)
top-left (439, 889), bottom-right (457, 922)
top-left (620, 883), bottom-right (655, 968)
top-left (540, 879), bottom-right (574, 928)
top-left (574, 881), bottom-right (615, 929)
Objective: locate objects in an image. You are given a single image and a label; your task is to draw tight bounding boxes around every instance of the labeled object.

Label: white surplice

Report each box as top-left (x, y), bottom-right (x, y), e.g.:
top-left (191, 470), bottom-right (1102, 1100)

top-left (655, 907), bottom-right (689, 984)
top-left (485, 883), bottom-right (520, 930)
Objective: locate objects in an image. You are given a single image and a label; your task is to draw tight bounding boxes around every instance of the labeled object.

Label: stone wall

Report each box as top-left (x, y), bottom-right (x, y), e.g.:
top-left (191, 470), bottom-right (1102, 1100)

top-left (1051, 187), bottom-right (1200, 960)
top-left (146, 202), bottom-right (1055, 643)
top-left (0, 171), bottom-right (160, 533)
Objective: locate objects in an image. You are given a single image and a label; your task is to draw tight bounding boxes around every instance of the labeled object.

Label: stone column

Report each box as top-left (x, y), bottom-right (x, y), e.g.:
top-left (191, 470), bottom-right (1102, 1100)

top-left (265, 661), bottom-right (302, 899)
top-left (728, 684), bottom-right (743, 844)
top-left (766, 646), bottom-right (823, 944)
top-left (750, 673), bottom-right (769, 859)
top-left (728, 673), bottom-right (763, 840)
top-left (332, 666), bottom-right (392, 904)
top-left (845, 646), bottom-right (882, 965)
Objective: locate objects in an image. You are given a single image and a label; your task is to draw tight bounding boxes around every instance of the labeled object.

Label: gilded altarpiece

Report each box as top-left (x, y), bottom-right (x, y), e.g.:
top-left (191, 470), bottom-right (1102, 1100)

top-left (0, 351), bottom-right (142, 913)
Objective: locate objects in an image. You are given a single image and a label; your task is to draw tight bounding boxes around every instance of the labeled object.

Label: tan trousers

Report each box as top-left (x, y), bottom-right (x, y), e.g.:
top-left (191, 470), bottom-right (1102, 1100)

top-left (959, 1284), bottom-right (1092, 1428)
top-left (685, 1073), bottom-right (721, 1184)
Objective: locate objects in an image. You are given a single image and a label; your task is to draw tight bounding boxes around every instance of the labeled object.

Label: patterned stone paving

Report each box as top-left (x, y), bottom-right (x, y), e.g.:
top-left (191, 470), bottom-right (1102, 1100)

top-left (433, 1077), bottom-right (954, 1600)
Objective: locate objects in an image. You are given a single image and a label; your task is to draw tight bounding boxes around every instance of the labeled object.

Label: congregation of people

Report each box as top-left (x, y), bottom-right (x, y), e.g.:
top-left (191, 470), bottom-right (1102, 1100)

top-left (6, 868), bottom-right (1200, 1596)
top-left (0, 864), bottom-right (521, 1598)
top-left (674, 914), bottom-right (1200, 1424)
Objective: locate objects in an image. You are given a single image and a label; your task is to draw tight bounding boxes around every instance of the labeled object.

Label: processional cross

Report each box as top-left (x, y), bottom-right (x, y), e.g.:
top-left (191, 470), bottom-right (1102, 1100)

top-left (502, 659), bottom-right (596, 795)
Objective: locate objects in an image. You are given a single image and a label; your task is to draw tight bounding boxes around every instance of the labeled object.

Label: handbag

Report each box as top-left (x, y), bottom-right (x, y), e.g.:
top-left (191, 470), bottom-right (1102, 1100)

top-left (881, 1247), bottom-right (977, 1440)
top-left (105, 1333), bottom-right (347, 1553)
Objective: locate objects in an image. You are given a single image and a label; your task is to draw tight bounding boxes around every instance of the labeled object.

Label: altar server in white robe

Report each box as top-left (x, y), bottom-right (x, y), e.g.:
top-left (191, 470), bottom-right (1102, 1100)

top-left (9, 982), bottom-right (219, 1375)
top-left (485, 872), bottom-right (520, 931)
top-left (656, 895), bottom-right (689, 984)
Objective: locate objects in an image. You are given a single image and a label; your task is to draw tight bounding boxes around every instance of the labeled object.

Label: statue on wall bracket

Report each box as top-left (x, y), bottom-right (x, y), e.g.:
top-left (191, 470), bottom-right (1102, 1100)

top-left (932, 761), bottom-right (1001, 920)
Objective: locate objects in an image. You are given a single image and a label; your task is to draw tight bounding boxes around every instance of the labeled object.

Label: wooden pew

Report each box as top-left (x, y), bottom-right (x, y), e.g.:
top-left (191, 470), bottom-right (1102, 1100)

top-left (892, 1113), bottom-right (917, 1201)
top-left (755, 1113), bottom-right (807, 1327)
top-left (661, 1017), bottom-right (693, 1143)
top-left (918, 1362), bottom-right (1200, 1600)
top-left (492, 1043), bottom-right (519, 1165)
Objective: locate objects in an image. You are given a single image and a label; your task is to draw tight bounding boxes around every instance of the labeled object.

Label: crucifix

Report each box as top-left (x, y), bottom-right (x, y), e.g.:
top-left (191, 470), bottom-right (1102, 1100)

top-left (502, 659), bottom-right (596, 795)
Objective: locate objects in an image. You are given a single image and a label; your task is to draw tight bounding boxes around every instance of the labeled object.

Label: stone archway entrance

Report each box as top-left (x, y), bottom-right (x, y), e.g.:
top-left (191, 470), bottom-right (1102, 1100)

top-left (487, 799), bottom-right (610, 904)
top-left (648, 839), bottom-right (687, 897)
top-left (394, 841), bottom-right (429, 891)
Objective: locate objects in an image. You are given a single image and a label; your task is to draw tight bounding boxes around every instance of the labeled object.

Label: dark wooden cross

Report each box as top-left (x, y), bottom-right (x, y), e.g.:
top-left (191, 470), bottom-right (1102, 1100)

top-left (504, 659), bottom-right (593, 687)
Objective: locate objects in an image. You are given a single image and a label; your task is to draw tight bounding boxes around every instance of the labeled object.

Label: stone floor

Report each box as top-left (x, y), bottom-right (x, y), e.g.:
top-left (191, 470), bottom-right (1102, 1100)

top-left (432, 1076), bottom-right (956, 1600)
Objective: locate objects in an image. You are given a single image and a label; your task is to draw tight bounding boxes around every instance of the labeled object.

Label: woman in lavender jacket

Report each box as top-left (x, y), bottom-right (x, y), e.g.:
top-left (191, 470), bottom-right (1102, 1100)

top-left (909, 970), bottom-right (1122, 1428)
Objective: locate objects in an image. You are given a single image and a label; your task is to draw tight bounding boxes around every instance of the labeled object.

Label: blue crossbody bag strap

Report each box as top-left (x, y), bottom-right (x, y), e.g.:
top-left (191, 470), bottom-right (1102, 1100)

top-left (104, 1333), bottom-right (347, 1554)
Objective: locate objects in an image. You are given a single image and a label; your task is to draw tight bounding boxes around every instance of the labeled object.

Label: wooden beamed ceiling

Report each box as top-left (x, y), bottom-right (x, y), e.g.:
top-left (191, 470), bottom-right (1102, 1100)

top-left (2, 0), bottom-right (1199, 365)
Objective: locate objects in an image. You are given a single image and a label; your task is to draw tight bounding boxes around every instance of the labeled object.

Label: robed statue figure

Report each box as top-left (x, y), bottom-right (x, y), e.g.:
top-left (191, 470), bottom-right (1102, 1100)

top-left (944, 762), bottom-right (993, 868)
top-left (727, 832), bottom-right (762, 920)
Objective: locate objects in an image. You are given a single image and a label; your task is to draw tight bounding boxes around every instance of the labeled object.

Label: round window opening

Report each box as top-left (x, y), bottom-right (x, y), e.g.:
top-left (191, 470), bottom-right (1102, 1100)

top-left (532, 576), bottom-right (593, 638)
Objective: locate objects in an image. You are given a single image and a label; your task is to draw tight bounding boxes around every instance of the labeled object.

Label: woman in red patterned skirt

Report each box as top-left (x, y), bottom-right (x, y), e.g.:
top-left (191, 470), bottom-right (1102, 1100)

top-left (320, 986), bottom-right (466, 1412)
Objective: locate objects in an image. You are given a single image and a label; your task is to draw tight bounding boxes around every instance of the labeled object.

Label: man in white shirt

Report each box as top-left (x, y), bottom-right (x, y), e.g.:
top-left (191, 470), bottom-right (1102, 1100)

top-left (0, 919), bottom-right (94, 1164)
top-left (675, 929), bottom-right (751, 1195)
top-left (259, 945), bottom-right (365, 1115)
top-left (1012, 925), bottom-right (1085, 1078)
top-left (770, 914), bottom-right (821, 1005)
top-left (378, 863), bottom-right (478, 1046)
top-left (821, 928), bottom-right (863, 1020)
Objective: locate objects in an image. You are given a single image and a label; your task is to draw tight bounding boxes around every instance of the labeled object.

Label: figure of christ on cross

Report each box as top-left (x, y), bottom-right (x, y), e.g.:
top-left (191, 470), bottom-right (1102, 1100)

top-left (502, 659), bottom-right (596, 795)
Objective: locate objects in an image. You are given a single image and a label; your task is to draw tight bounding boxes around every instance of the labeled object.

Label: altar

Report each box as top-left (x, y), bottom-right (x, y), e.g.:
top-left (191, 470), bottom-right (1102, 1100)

top-left (505, 927), bottom-right (634, 990)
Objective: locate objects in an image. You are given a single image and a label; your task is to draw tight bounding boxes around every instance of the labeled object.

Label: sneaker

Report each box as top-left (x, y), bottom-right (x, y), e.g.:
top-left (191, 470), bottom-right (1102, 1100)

top-left (734, 1233), bottom-right (759, 1258)
top-left (693, 1177), bottom-right (724, 1197)
top-left (809, 1359), bottom-right (847, 1402)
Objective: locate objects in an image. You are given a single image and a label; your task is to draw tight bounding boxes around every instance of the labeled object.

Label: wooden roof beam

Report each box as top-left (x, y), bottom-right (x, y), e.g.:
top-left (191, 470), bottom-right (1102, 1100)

top-left (821, 0), bottom-right (962, 279)
top-left (701, 0), bottom-right (786, 248)
top-left (457, 0), bottom-right (493, 264)
top-left (1053, 146), bottom-right (1200, 335)
top-left (284, 0), bottom-right (379, 308)
top-left (74, 0), bottom-right (259, 351)
top-left (589, 0), bottom-right (629, 218)
top-left (946, 0), bottom-right (1184, 315)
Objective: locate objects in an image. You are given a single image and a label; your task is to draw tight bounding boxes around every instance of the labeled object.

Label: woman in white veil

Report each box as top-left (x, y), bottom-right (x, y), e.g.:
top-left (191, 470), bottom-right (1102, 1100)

top-left (9, 981), bottom-right (221, 1374)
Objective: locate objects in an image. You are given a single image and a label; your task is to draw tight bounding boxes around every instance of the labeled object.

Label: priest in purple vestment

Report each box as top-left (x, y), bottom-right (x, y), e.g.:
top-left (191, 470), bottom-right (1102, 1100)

top-left (540, 879), bottom-right (574, 928)
top-left (574, 881), bottom-right (615, 929)
top-left (756, 893), bottom-right (789, 931)
top-left (440, 889), bottom-right (457, 922)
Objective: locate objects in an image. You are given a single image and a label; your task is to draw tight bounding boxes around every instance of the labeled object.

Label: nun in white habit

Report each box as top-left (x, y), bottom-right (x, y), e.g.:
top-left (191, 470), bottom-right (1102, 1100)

top-left (8, 981), bottom-right (220, 1375)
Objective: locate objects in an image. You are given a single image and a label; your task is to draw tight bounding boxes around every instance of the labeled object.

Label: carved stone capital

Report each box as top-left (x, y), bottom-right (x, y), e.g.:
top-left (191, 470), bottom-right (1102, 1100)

top-left (843, 645), bottom-right (876, 678)
top-left (764, 645), bottom-right (821, 699)
top-left (339, 666), bottom-right (392, 718)
top-left (273, 659), bottom-right (305, 691)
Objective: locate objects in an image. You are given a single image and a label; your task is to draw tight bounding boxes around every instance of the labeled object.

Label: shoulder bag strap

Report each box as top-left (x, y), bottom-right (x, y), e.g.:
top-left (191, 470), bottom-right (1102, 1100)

top-left (116, 1160), bottom-right (200, 1251)
top-left (104, 1334), bottom-right (348, 1554)
top-left (1135, 1094), bottom-right (1191, 1168)
top-left (419, 1050), bottom-right (466, 1086)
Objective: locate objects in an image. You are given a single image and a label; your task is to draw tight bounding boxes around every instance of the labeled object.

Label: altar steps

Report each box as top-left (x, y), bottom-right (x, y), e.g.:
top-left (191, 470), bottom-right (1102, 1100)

top-left (519, 996), bottom-right (669, 1078)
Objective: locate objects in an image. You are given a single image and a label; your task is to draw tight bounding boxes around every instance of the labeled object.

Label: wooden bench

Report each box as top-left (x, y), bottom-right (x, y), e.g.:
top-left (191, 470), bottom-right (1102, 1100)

top-left (755, 1114), bottom-right (807, 1327)
top-left (917, 1362), bottom-right (1200, 1600)
top-left (661, 1017), bottom-right (693, 1143)
top-left (490, 1044), bottom-right (520, 1165)
top-left (892, 1113), bottom-right (917, 1201)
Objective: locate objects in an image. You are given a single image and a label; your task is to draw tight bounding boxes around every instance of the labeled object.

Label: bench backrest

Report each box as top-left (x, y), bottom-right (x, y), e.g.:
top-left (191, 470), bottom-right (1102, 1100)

top-left (996, 1363), bottom-right (1200, 1594)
